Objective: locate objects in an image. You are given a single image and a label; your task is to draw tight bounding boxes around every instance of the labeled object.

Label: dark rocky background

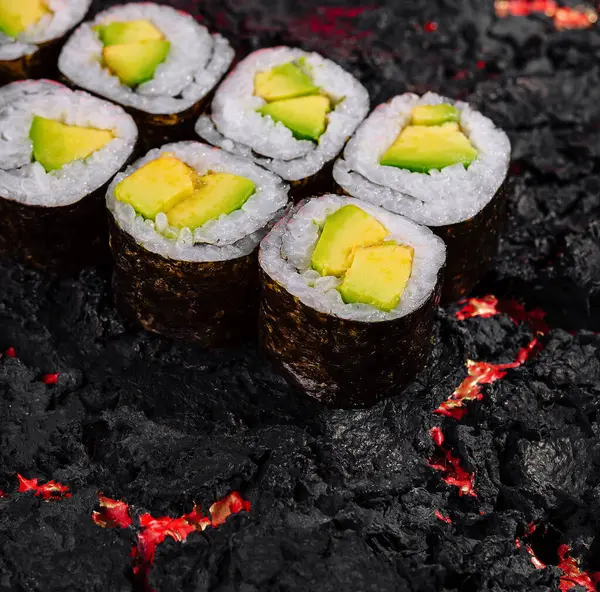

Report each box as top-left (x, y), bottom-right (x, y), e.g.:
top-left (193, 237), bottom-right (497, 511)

top-left (1, 1), bottom-right (600, 591)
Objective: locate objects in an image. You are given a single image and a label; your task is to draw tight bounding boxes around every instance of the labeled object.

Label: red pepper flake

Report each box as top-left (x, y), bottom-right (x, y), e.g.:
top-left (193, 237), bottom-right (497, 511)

top-left (423, 21), bottom-right (438, 32)
top-left (435, 510), bottom-right (452, 524)
top-left (41, 373), bottom-right (59, 385)
top-left (17, 474), bottom-right (72, 500)
top-left (209, 491), bottom-right (252, 526)
top-left (557, 544), bottom-right (598, 592)
top-left (3, 347), bottom-right (16, 358)
top-left (435, 338), bottom-right (540, 419)
top-left (0, 490), bottom-right (7, 498)
top-left (494, 0), bottom-right (597, 29)
top-left (428, 428), bottom-right (476, 497)
top-left (476, 60), bottom-right (486, 69)
top-left (92, 496), bottom-right (133, 529)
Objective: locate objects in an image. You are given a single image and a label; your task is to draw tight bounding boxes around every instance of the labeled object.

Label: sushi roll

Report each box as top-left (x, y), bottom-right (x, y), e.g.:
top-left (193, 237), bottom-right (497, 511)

top-left (0, 80), bottom-right (138, 272)
top-left (58, 3), bottom-right (234, 151)
top-left (0, 0), bottom-right (91, 83)
top-left (195, 47), bottom-right (369, 200)
top-left (259, 194), bottom-right (446, 407)
top-left (333, 93), bottom-right (511, 302)
top-left (107, 141), bottom-right (289, 346)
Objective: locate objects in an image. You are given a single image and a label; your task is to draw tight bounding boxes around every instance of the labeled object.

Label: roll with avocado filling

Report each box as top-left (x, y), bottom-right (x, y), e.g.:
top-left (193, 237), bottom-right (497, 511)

top-left (0, 79), bottom-right (138, 272)
top-left (58, 3), bottom-right (234, 150)
top-left (333, 92), bottom-right (511, 301)
top-left (259, 194), bottom-right (446, 407)
top-left (106, 141), bottom-right (289, 345)
top-left (196, 47), bottom-right (369, 200)
top-left (0, 0), bottom-right (91, 82)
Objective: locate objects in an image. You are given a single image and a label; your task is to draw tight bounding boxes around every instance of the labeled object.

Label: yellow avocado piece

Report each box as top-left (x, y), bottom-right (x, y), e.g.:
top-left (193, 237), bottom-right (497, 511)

top-left (258, 95), bottom-right (331, 141)
top-left (411, 103), bottom-right (460, 126)
top-left (166, 173), bottom-right (256, 230)
top-left (254, 62), bottom-right (319, 102)
top-left (95, 20), bottom-right (164, 46)
top-left (311, 204), bottom-right (388, 277)
top-left (0, 0), bottom-right (48, 37)
top-left (103, 39), bottom-right (170, 87)
top-left (115, 156), bottom-right (195, 219)
top-left (380, 122), bottom-right (478, 173)
top-left (29, 116), bottom-right (114, 172)
top-left (338, 242), bottom-right (414, 311)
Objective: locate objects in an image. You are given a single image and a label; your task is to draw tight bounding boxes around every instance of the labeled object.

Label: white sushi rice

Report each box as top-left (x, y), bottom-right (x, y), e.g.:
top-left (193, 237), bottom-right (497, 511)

top-left (0, 0), bottom-right (91, 61)
top-left (195, 46), bottom-right (369, 181)
top-left (58, 3), bottom-right (234, 115)
top-left (0, 80), bottom-right (137, 207)
top-left (107, 141), bottom-right (289, 263)
top-left (260, 194), bottom-right (446, 322)
top-left (333, 92), bottom-right (511, 227)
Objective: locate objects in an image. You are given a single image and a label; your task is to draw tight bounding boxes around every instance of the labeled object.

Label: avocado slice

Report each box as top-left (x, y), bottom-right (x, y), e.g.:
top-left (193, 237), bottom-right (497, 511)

top-left (115, 156), bottom-right (195, 219)
top-left (311, 204), bottom-right (388, 277)
top-left (254, 62), bottom-right (319, 102)
top-left (411, 104), bottom-right (459, 126)
top-left (338, 242), bottom-right (414, 311)
top-left (258, 95), bottom-right (331, 141)
top-left (103, 39), bottom-right (170, 87)
top-left (380, 122), bottom-right (478, 173)
top-left (166, 173), bottom-right (256, 230)
top-left (29, 116), bottom-right (114, 172)
top-left (95, 20), bottom-right (164, 46)
top-left (0, 0), bottom-right (48, 37)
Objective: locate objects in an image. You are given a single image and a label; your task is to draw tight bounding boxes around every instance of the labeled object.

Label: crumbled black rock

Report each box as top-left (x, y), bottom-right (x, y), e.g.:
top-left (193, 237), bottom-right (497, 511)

top-left (0, 0), bottom-right (599, 591)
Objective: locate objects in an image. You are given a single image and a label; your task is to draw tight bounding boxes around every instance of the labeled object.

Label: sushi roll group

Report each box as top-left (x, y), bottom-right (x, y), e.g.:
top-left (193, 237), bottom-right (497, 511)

top-left (58, 3), bottom-right (234, 150)
top-left (196, 47), bottom-right (369, 199)
top-left (0, 80), bottom-right (137, 271)
top-left (259, 195), bottom-right (446, 407)
top-left (333, 92), bottom-right (511, 301)
top-left (107, 141), bottom-right (289, 345)
top-left (0, 0), bottom-right (90, 83)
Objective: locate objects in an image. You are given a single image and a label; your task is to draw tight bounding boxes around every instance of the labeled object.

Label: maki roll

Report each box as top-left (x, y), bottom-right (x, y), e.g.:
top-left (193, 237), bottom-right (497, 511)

top-left (58, 3), bottom-right (234, 150)
top-left (0, 80), bottom-right (138, 272)
top-left (259, 194), bottom-right (446, 407)
top-left (107, 141), bottom-right (289, 346)
top-left (0, 0), bottom-right (91, 83)
top-left (195, 47), bottom-right (369, 200)
top-left (333, 93), bottom-right (511, 302)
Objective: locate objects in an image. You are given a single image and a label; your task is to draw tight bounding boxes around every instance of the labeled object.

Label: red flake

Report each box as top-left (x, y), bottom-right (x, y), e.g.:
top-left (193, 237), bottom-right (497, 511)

top-left (494, 0), bottom-right (597, 29)
top-left (435, 510), bottom-right (452, 524)
top-left (3, 347), bottom-right (16, 358)
top-left (476, 60), bottom-right (486, 69)
top-left (456, 295), bottom-right (500, 320)
top-left (428, 428), bottom-right (476, 497)
top-left (41, 373), bottom-right (59, 385)
top-left (209, 491), bottom-right (252, 526)
top-left (0, 490), bottom-right (7, 498)
top-left (92, 496), bottom-right (133, 529)
top-left (453, 69), bottom-right (469, 81)
top-left (557, 545), bottom-right (598, 592)
top-left (17, 474), bottom-right (71, 500)
top-left (424, 21), bottom-right (438, 32)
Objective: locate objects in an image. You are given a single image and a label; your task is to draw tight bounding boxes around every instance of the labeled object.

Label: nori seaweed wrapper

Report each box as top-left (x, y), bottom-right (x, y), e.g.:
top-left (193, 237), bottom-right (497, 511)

top-left (108, 215), bottom-right (259, 346)
top-left (0, 38), bottom-right (63, 84)
top-left (288, 159), bottom-right (336, 202)
top-left (433, 180), bottom-right (508, 302)
top-left (259, 267), bottom-right (444, 408)
top-left (0, 187), bottom-right (109, 273)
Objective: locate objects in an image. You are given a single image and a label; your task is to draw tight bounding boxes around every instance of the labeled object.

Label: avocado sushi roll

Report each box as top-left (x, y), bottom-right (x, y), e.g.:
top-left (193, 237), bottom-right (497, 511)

top-left (107, 141), bottom-right (289, 345)
top-left (0, 80), bottom-right (138, 272)
top-left (0, 0), bottom-right (91, 83)
top-left (259, 194), bottom-right (446, 407)
top-left (333, 93), bottom-right (511, 302)
top-left (195, 47), bottom-right (369, 200)
top-left (58, 3), bottom-right (234, 151)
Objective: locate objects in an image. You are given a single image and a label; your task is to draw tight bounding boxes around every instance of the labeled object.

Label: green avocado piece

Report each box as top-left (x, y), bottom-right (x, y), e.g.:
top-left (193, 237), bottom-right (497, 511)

top-left (166, 173), bottom-right (256, 230)
top-left (311, 204), bottom-right (388, 277)
top-left (102, 39), bottom-right (170, 87)
top-left (411, 103), bottom-right (459, 126)
top-left (254, 62), bottom-right (319, 102)
top-left (114, 156), bottom-right (195, 219)
top-left (0, 0), bottom-right (48, 37)
top-left (338, 242), bottom-right (414, 311)
top-left (94, 19), bottom-right (164, 46)
top-left (258, 95), bottom-right (331, 141)
top-left (380, 122), bottom-right (478, 173)
top-left (29, 116), bottom-right (114, 172)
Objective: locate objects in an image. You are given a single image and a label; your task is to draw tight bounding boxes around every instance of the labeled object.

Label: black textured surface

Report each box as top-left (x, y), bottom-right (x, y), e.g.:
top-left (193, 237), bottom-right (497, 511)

top-left (1, 1), bottom-right (600, 591)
